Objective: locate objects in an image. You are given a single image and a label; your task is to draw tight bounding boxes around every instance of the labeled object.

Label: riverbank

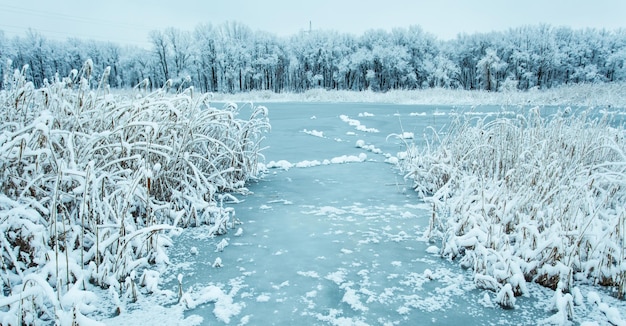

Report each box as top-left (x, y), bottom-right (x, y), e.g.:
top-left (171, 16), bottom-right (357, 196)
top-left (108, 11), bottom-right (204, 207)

top-left (210, 82), bottom-right (626, 108)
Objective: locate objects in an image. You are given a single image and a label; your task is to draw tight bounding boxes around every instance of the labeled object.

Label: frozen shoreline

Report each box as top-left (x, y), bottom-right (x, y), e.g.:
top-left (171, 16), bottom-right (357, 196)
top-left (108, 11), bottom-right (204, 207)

top-left (209, 82), bottom-right (626, 108)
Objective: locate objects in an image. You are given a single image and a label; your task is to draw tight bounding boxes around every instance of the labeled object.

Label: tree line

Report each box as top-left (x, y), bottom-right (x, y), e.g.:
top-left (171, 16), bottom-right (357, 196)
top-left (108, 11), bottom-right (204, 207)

top-left (1, 22), bottom-right (625, 92)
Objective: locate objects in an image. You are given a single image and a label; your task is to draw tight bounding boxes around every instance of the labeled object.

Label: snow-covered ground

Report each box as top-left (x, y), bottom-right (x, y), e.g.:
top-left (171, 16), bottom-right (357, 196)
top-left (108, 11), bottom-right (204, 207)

top-left (210, 83), bottom-right (626, 109)
top-left (96, 103), bottom-right (625, 325)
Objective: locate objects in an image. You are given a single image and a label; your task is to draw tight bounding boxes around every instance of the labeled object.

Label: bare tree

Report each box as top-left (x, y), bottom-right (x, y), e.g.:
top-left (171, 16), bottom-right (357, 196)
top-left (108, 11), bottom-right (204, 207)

top-left (165, 27), bottom-right (192, 77)
top-left (150, 30), bottom-right (170, 83)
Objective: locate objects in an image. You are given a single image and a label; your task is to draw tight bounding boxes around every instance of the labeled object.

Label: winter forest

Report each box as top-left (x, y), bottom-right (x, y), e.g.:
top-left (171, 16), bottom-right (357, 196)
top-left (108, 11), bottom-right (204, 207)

top-left (1, 22), bottom-right (626, 93)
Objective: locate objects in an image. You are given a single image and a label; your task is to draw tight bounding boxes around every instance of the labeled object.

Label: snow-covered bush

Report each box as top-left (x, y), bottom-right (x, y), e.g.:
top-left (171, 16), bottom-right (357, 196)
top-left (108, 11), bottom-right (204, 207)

top-left (400, 108), bottom-right (626, 312)
top-left (0, 62), bottom-right (268, 324)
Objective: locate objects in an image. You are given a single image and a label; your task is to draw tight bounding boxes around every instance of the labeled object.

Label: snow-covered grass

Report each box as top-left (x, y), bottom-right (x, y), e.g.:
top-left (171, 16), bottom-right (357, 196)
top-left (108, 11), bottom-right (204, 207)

top-left (0, 62), bottom-right (268, 325)
top-left (399, 107), bottom-right (626, 320)
top-left (210, 83), bottom-right (626, 108)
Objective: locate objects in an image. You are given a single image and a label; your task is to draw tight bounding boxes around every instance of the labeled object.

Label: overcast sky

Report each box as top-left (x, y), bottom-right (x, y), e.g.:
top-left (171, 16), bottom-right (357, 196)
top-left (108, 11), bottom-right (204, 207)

top-left (1, 0), bottom-right (625, 48)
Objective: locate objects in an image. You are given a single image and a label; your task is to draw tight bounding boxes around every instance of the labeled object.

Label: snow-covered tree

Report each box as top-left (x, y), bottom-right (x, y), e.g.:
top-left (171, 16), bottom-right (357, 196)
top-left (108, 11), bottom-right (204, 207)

top-left (430, 54), bottom-right (459, 88)
top-left (476, 48), bottom-right (507, 91)
top-left (1, 22), bottom-right (625, 92)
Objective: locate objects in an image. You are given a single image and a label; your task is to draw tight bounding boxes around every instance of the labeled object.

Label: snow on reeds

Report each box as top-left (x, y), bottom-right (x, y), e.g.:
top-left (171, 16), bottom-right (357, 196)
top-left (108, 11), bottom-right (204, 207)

top-left (0, 62), bottom-right (268, 324)
top-left (400, 108), bottom-right (626, 317)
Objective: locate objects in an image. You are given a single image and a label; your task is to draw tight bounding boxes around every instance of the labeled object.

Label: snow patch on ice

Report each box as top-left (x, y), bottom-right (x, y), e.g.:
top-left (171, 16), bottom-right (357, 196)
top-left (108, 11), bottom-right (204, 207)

top-left (297, 271), bottom-right (320, 279)
top-left (329, 153), bottom-right (367, 164)
top-left (239, 315), bottom-right (251, 325)
top-left (339, 115), bottom-right (380, 133)
top-left (256, 294), bottom-right (271, 302)
top-left (266, 153), bottom-right (367, 172)
top-left (342, 287), bottom-right (368, 312)
top-left (302, 129), bottom-right (324, 138)
top-left (215, 238), bottom-right (229, 252)
top-left (267, 199), bottom-right (293, 205)
top-left (398, 132), bottom-right (414, 139)
top-left (355, 139), bottom-right (383, 154)
top-left (103, 300), bottom-right (202, 326)
top-left (294, 160), bottom-right (322, 168)
top-left (384, 156), bottom-right (399, 164)
top-left (313, 309), bottom-right (368, 326)
top-left (325, 269), bottom-right (347, 285)
top-left (586, 291), bottom-right (626, 326)
top-left (304, 206), bottom-right (347, 217)
top-left (400, 211), bottom-right (416, 218)
top-left (180, 285), bottom-right (243, 324)
top-left (394, 268), bottom-right (472, 314)
top-left (273, 281), bottom-right (290, 289)
top-left (266, 160), bottom-right (293, 170)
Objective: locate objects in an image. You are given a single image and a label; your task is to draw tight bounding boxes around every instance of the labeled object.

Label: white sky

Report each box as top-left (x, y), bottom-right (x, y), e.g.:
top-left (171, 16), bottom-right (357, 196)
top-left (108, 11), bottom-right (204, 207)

top-left (1, 0), bottom-right (625, 48)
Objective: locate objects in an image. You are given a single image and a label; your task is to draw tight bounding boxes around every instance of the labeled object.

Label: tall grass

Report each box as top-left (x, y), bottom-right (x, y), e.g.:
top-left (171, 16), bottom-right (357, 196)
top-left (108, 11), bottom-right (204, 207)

top-left (0, 61), bottom-right (269, 324)
top-left (401, 107), bottom-right (626, 314)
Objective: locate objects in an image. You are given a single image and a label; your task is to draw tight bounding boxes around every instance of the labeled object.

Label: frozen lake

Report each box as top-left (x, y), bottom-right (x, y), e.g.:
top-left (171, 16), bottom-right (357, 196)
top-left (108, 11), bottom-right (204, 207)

top-left (105, 103), bottom-right (623, 325)
top-left (158, 103), bottom-right (562, 325)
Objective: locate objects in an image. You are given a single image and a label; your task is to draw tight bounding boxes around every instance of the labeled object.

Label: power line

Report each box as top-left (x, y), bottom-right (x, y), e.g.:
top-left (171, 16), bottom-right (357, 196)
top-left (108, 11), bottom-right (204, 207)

top-left (0, 3), bottom-right (159, 48)
top-left (0, 23), bottom-right (152, 48)
top-left (0, 4), bottom-right (155, 31)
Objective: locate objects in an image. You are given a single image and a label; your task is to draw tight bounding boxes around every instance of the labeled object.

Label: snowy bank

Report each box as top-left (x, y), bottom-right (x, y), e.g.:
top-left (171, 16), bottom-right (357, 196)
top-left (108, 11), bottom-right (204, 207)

top-left (210, 83), bottom-right (626, 108)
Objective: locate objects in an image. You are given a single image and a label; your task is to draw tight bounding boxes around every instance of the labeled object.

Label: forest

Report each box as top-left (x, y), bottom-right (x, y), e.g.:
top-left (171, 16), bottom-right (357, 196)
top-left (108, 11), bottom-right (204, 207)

top-left (1, 22), bottom-right (625, 93)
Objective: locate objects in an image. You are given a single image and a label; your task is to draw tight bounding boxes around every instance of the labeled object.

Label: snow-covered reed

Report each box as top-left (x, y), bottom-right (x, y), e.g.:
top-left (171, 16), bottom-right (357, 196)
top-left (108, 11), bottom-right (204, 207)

top-left (0, 62), bottom-right (268, 324)
top-left (400, 107), bottom-right (626, 315)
